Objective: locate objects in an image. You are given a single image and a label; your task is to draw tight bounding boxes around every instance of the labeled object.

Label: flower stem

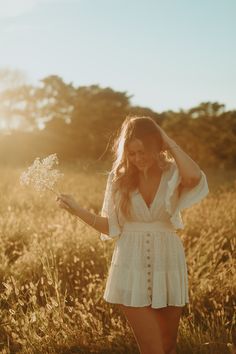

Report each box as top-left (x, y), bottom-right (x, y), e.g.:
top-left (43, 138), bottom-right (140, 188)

top-left (44, 185), bottom-right (60, 197)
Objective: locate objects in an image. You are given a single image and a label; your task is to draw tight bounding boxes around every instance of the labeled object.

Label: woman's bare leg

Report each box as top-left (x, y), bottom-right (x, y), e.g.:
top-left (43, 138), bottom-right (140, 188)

top-left (118, 304), bottom-right (165, 354)
top-left (153, 305), bottom-right (183, 354)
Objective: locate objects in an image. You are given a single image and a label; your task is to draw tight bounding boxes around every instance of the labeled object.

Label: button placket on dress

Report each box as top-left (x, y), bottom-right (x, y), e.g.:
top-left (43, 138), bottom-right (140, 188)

top-left (145, 231), bottom-right (153, 301)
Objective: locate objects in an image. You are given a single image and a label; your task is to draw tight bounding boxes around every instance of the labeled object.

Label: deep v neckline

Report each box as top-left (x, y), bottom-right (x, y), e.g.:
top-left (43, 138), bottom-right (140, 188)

top-left (137, 170), bottom-right (165, 211)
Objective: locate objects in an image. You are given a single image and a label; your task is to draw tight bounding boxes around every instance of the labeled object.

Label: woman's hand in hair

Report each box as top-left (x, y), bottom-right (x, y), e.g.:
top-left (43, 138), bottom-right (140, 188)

top-left (56, 194), bottom-right (80, 216)
top-left (157, 124), bottom-right (176, 150)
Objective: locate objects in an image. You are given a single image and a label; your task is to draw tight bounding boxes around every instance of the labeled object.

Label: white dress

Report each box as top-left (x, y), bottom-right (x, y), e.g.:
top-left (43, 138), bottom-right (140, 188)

top-left (100, 161), bottom-right (209, 308)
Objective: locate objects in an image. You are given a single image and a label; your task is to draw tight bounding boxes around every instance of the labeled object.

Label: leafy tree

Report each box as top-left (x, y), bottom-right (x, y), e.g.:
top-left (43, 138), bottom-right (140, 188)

top-left (0, 69), bottom-right (235, 167)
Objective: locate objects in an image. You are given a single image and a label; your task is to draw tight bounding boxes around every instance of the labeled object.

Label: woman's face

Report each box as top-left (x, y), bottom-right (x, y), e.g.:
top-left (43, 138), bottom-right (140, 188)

top-left (127, 138), bottom-right (156, 171)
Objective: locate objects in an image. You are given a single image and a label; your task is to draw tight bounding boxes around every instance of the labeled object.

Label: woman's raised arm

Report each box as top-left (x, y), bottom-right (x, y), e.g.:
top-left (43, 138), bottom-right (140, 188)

top-left (157, 125), bottom-right (202, 187)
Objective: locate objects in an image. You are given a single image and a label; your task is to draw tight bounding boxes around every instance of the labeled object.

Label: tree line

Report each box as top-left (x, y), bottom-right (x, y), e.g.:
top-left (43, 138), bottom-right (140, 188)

top-left (0, 70), bottom-right (235, 168)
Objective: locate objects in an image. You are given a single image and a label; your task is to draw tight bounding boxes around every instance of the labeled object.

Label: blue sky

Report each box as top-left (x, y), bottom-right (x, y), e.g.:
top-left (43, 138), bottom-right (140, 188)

top-left (0, 0), bottom-right (235, 112)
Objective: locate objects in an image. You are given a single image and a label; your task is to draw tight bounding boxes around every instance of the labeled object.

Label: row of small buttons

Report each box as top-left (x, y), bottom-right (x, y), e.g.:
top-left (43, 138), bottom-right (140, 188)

top-left (146, 232), bottom-right (152, 298)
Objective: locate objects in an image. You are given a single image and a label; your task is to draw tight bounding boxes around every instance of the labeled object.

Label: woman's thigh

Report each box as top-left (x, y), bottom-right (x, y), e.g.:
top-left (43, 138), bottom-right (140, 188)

top-left (118, 304), bottom-right (164, 353)
top-left (153, 306), bottom-right (183, 351)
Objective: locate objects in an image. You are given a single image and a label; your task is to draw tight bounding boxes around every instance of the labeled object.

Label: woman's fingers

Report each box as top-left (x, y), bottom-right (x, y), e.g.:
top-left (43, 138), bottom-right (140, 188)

top-left (56, 194), bottom-right (68, 205)
top-left (156, 125), bottom-right (173, 150)
top-left (55, 194), bottom-right (78, 215)
top-left (57, 199), bottom-right (67, 207)
top-left (56, 195), bottom-right (69, 203)
top-left (56, 198), bottom-right (70, 209)
top-left (60, 193), bottom-right (72, 199)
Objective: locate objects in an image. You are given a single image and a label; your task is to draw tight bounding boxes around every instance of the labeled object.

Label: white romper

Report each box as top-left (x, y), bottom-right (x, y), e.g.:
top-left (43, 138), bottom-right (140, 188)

top-left (100, 161), bottom-right (209, 308)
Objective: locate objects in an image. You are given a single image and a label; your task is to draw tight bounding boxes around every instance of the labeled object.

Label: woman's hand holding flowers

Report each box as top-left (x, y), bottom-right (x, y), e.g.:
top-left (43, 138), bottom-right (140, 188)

top-left (56, 194), bottom-right (80, 216)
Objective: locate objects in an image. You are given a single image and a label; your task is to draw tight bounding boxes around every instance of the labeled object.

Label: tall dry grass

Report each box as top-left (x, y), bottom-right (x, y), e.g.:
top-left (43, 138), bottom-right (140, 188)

top-left (0, 161), bottom-right (235, 354)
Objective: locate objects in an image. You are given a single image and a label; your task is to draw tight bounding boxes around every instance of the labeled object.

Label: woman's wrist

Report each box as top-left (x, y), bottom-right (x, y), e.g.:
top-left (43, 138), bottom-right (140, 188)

top-left (73, 205), bottom-right (98, 229)
top-left (90, 214), bottom-right (97, 228)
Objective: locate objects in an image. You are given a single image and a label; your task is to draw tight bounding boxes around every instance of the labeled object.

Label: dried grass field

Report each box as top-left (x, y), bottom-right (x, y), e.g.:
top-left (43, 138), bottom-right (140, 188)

top-left (0, 161), bottom-right (235, 354)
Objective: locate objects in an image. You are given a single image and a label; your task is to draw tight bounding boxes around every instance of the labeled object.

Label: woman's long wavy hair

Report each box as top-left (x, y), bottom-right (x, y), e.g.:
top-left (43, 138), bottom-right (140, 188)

top-left (109, 115), bottom-right (174, 220)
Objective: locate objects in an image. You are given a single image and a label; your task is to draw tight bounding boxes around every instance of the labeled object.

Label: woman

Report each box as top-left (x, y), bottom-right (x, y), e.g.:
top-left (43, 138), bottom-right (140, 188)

top-left (56, 116), bottom-right (209, 354)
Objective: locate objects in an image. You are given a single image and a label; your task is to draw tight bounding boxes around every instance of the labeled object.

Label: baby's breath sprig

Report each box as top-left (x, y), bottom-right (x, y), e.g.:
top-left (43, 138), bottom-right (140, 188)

top-left (20, 153), bottom-right (64, 196)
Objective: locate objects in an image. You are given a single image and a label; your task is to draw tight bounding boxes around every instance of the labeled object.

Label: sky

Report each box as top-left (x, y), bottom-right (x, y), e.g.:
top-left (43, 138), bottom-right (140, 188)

top-left (0, 0), bottom-right (235, 113)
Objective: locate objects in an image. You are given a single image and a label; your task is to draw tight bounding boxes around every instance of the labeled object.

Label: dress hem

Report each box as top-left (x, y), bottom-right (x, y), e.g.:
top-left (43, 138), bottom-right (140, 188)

top-left (103, 297), bottom-right (189, 309)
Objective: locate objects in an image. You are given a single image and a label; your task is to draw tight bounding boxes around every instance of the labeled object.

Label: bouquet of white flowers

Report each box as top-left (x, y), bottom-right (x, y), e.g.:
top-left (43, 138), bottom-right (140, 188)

top-left (20, 153), bottom-right (98, 233)
top-left (20, 153), bottom-right (64, 196)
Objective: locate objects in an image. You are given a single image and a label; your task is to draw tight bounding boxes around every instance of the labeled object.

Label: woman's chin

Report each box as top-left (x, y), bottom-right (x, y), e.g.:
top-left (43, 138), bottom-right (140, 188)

top-left (136, 163), bottom-right (155, 172)
top-left (137, 164), bottom-right (146, 169)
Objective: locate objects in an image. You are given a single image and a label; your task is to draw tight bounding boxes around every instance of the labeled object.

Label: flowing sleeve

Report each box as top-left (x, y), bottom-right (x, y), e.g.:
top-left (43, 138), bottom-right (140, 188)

top-left (99, 171), bottom-right (122, 241)
top-left (165, 161), bottom-right (209, 229)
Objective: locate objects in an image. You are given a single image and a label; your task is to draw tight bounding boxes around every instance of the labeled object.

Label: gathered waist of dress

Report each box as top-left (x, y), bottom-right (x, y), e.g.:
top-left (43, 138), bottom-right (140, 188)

top-left (122, 220), bottom-right (176, 233)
